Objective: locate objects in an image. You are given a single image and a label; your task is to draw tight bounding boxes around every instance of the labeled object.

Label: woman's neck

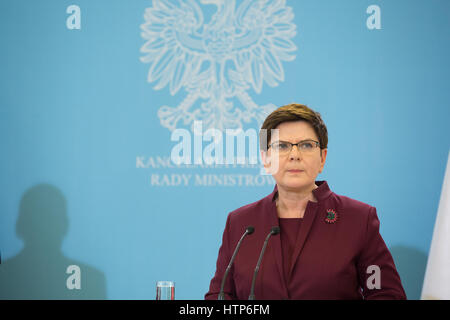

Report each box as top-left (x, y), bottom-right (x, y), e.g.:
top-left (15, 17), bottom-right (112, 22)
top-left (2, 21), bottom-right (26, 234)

top-left (276, 183), bottom-right (318, 218)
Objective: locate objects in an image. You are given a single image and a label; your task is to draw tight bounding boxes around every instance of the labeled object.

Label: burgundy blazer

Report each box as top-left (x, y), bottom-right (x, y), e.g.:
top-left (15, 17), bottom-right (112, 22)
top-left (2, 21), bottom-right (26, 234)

top-left (205, 181), bottom-right (406, 300)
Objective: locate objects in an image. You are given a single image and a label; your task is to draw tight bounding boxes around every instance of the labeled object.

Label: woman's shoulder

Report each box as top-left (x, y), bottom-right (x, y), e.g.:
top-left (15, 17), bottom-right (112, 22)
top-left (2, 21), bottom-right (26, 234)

top-left (332, 192), bottom-right (374, 211)
top-left (328, 192), bottom-right (379, 225)
top-left (228, 191), bottom-right (273, 220)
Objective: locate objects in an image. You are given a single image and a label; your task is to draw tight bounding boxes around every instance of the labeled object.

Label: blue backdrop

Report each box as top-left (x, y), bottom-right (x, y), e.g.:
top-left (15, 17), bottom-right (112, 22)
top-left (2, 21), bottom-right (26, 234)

top-left (1, 0), bottom-right (449, 299)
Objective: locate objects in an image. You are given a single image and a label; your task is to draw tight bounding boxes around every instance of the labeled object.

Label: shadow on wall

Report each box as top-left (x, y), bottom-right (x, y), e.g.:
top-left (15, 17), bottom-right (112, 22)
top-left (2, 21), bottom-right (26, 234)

top-left (390, 245), bottom-right (428, 300)
top-left (0, 184), bottom-right (106, 299)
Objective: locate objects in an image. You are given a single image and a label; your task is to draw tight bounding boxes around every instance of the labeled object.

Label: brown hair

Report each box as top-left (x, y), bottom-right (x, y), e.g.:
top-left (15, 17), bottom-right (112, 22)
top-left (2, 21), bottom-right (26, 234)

top-left (260, 103), bottom-right (328, 151)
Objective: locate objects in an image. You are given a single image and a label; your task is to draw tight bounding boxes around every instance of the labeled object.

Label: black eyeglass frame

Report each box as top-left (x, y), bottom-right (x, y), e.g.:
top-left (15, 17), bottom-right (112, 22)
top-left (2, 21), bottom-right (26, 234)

top-left (268, 139), bottom-right (321, 152)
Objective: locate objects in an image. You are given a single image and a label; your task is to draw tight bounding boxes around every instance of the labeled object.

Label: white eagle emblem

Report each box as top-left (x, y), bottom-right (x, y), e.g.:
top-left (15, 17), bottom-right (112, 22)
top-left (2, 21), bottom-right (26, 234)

top-left (140, 0), bottom-right (297, 131)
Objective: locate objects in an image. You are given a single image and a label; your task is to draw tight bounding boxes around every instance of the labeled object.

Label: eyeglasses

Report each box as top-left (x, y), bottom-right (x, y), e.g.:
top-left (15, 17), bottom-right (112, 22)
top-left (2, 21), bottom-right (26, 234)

top-left (268, 140), bottom-right (320, 154)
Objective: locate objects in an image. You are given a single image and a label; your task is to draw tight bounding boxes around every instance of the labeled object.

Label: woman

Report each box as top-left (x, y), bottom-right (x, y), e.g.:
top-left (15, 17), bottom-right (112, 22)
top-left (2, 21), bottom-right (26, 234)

top-left (205, 104), bottom-right (406, 300)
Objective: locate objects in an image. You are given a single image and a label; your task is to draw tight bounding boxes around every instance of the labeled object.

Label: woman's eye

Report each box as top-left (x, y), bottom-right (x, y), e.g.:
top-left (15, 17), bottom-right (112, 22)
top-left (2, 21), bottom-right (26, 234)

top-left (300, 142), bottom-right (313, 149)
top-left (278, 143), bottom-right (290, 150)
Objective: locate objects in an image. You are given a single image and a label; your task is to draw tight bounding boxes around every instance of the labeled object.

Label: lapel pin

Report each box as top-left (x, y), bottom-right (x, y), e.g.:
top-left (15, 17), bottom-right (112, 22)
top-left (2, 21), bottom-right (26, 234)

top-left (325, 209), bottom-right (338, 224)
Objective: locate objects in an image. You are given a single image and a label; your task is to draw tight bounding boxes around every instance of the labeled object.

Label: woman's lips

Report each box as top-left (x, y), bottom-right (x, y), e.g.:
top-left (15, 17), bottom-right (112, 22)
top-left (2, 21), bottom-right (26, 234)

top-left (287, 169), bottom-right (303, 173)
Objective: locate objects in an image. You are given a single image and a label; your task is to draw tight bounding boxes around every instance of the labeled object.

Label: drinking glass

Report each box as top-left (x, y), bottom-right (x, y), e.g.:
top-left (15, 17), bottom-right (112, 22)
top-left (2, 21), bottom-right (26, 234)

top-left (156, 281), bottom-right (175, 300)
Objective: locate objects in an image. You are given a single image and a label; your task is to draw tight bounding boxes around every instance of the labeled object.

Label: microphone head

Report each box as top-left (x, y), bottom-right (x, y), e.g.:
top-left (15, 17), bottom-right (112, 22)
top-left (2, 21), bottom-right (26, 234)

top-left (271, 226), bottom-right (280, 235)
top-left (246, 226), bottom-right (255, 235)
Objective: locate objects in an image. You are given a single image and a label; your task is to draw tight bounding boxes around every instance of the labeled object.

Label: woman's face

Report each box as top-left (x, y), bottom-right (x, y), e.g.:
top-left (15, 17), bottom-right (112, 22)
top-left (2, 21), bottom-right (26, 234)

top-left (262, 120), bottom-right (327, 192)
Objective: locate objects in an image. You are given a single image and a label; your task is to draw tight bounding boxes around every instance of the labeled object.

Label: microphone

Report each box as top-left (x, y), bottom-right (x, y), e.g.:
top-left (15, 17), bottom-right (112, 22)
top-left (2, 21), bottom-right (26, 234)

top-left (248, 226), bottom-right (280, 300)
top-left (218, 226), bottom-right (255, 300)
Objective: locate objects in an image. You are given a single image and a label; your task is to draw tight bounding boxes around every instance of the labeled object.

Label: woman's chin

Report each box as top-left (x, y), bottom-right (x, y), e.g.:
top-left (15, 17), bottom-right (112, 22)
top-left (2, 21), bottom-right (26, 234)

top-left (278, 180), bottom-right (313, 191)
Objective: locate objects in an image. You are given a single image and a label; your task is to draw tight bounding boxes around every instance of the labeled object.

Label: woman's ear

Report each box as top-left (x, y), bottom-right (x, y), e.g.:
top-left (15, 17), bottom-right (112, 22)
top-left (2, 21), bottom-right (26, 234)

top-left (261, 150), bottom-right (269, 167)
top-left (319, 148), bottom-right (327, 173)
top-left (261, 150), bottom-right (271, 175)
top-left (261, 149), bottom-right (279, 175)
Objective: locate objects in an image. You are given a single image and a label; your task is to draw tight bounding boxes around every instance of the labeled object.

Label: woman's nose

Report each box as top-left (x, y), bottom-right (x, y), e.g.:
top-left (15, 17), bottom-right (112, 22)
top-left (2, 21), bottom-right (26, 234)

top-left (289, 145), bottom-right (302, 160)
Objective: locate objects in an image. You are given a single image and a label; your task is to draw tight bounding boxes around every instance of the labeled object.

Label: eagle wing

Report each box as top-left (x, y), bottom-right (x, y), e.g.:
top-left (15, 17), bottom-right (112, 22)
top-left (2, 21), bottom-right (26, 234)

top-left (140, 0), bottom-right (208, 96)
top-left (231, 0), bottom-right (297, 94)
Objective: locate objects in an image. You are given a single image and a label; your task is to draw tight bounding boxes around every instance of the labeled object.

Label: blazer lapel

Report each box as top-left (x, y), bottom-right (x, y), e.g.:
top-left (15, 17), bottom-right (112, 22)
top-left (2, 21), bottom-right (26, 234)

top-left (288, 201), bottom-right (319, 279)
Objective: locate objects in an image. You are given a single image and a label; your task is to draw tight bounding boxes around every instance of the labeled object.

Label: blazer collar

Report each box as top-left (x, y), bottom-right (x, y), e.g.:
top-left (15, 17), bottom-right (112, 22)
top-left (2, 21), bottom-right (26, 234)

top-left (270, 180), bottom-right (332, 203)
